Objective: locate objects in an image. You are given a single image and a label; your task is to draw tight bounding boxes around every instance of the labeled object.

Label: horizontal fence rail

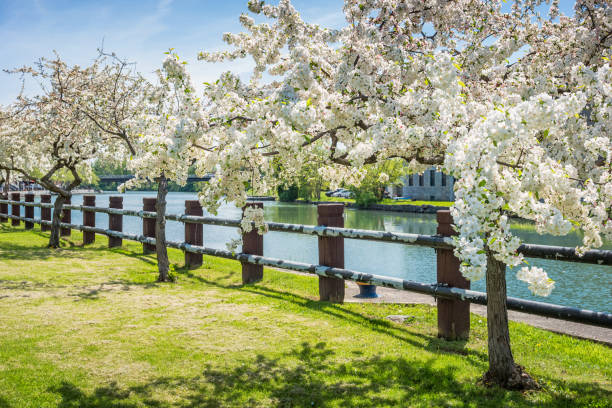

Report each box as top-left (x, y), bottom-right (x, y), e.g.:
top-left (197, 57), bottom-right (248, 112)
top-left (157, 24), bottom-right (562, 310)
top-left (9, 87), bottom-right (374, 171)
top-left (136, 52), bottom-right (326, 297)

top-left (2, 205), bottom-right (611, 330)
top-left (2, 199), bottom-right (611, 266)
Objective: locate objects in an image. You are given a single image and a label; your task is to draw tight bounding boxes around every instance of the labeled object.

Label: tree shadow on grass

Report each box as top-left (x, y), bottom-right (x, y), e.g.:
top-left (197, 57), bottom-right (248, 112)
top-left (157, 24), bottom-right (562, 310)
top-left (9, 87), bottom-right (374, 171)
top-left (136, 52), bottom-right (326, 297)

top-left (176, 265), bottom-right (489, 365)
top-left (0, 396), bottom-right (12, 408)
top-left (0, 226), bottom-right (99, 261)
top-left (108, 247), bottom-right (158, 266)
top-left (0, 225), bottom-right (160, 273)
top-left (0, 240), bottom-right (93, 261)
top-left (46, 341), bottom-right (610, 408)
top-left (69, 281), bottom-right (135, 300)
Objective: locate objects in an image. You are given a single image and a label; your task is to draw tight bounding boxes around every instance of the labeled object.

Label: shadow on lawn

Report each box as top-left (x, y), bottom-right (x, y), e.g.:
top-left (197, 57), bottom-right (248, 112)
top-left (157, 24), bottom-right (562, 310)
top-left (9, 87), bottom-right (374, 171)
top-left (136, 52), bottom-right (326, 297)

top-left (70, 281), bottom-right (134, 300)
top-left (0, 225), bottom-right (94, 261)
top-left (176, 265), bottom-right (488, 364)
top-left (0, 239), bottom-right (90, 261)
top-left (46, 341), bottom-right (609, 408)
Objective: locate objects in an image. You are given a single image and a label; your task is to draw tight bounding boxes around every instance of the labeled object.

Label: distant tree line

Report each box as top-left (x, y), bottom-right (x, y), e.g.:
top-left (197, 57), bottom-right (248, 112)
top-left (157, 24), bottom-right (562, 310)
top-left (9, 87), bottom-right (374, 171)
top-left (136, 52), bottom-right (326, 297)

top-left (88, 161), bottom-right (205, 193)
top-left (277, 159), bottom-right (406, 208)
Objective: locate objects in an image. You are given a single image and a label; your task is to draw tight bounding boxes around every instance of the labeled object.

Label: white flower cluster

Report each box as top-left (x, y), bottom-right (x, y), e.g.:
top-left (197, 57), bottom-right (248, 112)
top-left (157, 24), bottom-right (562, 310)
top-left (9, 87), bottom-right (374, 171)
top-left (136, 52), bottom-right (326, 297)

top-left (516, 267), bottom-right (555, 297)
top-left (121, 53), bottom-right (207, 192)
top-left (240, 205), bottom-right (267, 234)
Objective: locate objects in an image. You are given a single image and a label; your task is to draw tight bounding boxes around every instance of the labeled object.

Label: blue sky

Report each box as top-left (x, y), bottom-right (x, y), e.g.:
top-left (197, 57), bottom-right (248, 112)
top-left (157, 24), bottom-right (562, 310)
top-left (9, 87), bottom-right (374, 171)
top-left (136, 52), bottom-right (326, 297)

top-left (0, 0), bottom-right (576, 105)
top-left (0, 0), bottom-right (345, 105)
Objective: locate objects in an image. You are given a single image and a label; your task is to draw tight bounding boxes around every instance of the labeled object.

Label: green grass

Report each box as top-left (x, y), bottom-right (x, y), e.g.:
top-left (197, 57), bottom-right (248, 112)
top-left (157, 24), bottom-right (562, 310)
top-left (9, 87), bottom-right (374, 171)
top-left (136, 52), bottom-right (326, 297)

top-left (379, 198), bottom-right (454, 206)
top-left (0, 225), bottom-right (610, 407)
top-left (314, 196), bottom-right (454, 207)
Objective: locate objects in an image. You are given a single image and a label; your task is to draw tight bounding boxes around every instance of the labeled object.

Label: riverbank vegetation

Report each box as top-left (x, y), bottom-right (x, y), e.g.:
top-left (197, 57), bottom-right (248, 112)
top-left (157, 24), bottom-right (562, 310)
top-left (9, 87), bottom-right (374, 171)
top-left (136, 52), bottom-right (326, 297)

top-left (316, 195), bottom-right (454, 208)
top-left (89, 161), bottom-right (206, 193)
top-left (0, 225), bottom-right (610, 407)
top-left (279, 159), bottom-right (413, 208)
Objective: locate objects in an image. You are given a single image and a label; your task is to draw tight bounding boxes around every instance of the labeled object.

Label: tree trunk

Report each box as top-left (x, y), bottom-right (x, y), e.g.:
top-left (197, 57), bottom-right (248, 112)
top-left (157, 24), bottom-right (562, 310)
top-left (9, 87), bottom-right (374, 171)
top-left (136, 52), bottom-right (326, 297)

top-left (49, 194), bottom-right (67, 248)
top-left (482, 252), bottom-right (537, 390)
top-left (155, 175), bottom-right (171, 282)
top-left (0, 171), bottom-right (7, 222)
top-left (3, 170), bottom-right (9, 195)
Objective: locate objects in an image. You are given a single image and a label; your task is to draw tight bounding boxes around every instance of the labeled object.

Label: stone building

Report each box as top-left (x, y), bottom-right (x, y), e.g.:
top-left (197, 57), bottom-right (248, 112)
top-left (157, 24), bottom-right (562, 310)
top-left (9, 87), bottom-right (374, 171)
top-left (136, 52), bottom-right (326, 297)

top-left (390, 167), bottom-right (454, 201)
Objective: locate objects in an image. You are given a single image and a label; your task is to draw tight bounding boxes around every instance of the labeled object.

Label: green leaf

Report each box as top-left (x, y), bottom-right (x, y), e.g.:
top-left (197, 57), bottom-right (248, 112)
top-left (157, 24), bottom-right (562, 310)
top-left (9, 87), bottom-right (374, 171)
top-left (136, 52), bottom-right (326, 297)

top-left (478, 180), bottom-right (486, 187)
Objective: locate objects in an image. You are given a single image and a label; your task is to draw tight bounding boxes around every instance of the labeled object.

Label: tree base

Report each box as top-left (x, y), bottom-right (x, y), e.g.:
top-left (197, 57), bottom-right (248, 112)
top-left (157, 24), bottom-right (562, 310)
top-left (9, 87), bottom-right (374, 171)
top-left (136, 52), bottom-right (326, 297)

top-left (156, 274), bottom-right (175, 283)
top-left (481, 364), bottom-right (539, 390)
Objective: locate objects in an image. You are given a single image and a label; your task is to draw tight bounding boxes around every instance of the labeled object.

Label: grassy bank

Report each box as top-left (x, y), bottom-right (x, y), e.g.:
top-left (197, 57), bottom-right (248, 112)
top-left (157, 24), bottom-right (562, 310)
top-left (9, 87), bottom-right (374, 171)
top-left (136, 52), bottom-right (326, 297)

top-left (311, 196), bottom-right (454, 207)
top-left (0, 225), bottom-right (610, 407)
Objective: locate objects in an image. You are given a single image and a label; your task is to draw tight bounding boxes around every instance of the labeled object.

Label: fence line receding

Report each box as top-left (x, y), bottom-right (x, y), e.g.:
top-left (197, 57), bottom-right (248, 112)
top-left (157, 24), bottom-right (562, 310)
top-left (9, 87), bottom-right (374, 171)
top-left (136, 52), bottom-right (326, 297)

top-left (0, 195), bottom-right (610, 336)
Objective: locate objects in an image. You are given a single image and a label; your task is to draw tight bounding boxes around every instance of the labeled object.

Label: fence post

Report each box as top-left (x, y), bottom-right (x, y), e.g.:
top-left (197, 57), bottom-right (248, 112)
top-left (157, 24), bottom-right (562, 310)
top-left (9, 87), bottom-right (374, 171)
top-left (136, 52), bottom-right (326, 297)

top-left (83, 195), bottom-right (96, 244)
top-left (24, 193), bottom-right (34, 230)
top-left (436, 210), bottom-right (470, 340)
top-left (241, 202), bottom-right (264, 284)
top-left (11, 192), bottom-right (20, 226)
top-left (184, 200), bottom-right (203, 268)
top-left (41, 194), bottom-right (51, 231)
top-left (108, 196), bottom-right (123, 248)
top-left (142, 198), bottom-right (157, 253)
top-left (60, 197), bottom-right (71, 236)
top-left (0, 192), bottom-right (7, 223)
top-left (317, 203), bottom-right (345, 303)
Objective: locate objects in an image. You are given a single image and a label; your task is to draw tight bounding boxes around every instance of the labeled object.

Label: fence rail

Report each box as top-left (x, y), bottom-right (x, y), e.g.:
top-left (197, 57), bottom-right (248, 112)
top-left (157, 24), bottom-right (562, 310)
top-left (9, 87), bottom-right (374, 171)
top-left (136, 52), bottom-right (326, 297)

top-left (2, 199), bottom-right (611, 265)
top-left (0, 195), bottom-right (611, 335)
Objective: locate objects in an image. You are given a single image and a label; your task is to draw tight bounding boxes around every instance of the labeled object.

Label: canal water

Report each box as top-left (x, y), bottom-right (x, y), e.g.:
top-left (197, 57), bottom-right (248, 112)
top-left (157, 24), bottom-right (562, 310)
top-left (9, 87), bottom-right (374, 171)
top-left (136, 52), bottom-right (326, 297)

top-left (33, 192), bottom-right (611, 312)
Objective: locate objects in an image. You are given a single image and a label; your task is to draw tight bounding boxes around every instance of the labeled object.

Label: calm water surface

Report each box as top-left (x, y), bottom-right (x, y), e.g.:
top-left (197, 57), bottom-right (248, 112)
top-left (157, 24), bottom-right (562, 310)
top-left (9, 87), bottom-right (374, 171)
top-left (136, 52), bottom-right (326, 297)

top-left (35, 191), bottom-right (611, 312)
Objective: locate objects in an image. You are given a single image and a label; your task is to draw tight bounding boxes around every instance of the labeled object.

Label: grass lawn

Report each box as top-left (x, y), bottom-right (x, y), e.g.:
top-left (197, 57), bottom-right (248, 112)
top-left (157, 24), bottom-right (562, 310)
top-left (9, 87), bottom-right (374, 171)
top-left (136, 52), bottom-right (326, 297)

top-left (0, 224), bottom-right (610, 407)
top-left (313, 196), bottom-right (454, 207)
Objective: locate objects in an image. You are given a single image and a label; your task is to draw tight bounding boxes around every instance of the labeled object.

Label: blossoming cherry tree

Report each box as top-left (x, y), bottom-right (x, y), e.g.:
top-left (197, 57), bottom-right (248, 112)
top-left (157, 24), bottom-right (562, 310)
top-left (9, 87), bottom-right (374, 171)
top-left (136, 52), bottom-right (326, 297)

top-left (193, 0), bottom-right (611, 389)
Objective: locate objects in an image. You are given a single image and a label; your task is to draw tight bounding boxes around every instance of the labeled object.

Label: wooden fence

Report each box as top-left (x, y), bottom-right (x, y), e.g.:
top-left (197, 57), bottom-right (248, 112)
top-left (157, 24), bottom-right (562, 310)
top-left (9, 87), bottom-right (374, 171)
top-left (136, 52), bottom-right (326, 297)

top-left (1, 194), bottom-right (611, 338)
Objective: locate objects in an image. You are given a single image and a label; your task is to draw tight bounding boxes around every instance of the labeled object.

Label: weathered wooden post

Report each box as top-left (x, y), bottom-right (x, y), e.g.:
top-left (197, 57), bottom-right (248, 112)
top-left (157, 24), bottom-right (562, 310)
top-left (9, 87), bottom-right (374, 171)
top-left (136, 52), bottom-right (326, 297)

top-left (241, 202), bottom-right (264, 284)
top-left (108, 196), bottom-right (123, 248)
top-left (10, 192), bottom-right (20, 226)
top-left (60, 197), bottom-right (71, 236)
top-left (436, 210), bottom-right (470, 340)
top-left (83, 195), bottom-right (96, 245)
top-left (41, 194), bottom-right (51, 231)
top-left (184, 200), bottom-right (203, 268)
top-left (24, 193), bottom-right (34, 229)
top-left (0, 193), bottom-right (8, 223)
top-left (142, 197), bottom-right (157, 253)
top-left (317, 203), bottom-right (345, 303)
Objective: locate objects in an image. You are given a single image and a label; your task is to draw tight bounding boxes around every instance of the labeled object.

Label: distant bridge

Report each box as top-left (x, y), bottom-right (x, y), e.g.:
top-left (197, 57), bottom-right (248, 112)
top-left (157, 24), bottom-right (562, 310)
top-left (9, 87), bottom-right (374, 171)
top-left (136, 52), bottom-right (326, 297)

top-left (98, 174), bottom-right (213, 183)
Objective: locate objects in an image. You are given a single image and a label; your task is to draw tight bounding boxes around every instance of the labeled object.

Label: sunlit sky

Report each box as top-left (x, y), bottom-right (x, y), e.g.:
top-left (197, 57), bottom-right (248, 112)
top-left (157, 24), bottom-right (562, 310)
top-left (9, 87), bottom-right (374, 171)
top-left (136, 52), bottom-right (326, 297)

top-left (0, 0), bottom-right (576, 106)
top-left (0, 0), bottom-right (344, 105)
